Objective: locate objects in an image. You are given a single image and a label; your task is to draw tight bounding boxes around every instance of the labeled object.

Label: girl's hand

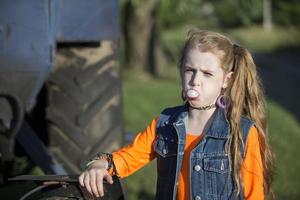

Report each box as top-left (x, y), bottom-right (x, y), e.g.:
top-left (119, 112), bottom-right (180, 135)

top-left (78, 160), bottom-right (114, 198)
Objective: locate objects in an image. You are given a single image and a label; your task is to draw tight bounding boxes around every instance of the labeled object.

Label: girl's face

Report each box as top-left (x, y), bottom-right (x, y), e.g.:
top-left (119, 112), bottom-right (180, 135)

top-left (182, 48), bottom-right (232, 108)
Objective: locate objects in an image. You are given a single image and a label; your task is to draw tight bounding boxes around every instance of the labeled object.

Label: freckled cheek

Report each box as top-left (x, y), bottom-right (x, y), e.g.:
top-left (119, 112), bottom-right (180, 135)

top-left (182, 76), bottom-right (189, 87)
top-left (184, 74), bottom-right (194, 82)
top-left (203, 82), bottom-right (223, 97)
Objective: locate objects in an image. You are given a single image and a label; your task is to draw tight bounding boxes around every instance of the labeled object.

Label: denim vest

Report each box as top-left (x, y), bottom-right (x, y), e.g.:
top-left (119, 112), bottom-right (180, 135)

top-left (154, 104), bottom-right (254, 200)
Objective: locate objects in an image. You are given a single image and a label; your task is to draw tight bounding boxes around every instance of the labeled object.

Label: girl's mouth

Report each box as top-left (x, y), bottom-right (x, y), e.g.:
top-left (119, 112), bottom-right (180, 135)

top-left (186, 89), bottom-right (199, 100)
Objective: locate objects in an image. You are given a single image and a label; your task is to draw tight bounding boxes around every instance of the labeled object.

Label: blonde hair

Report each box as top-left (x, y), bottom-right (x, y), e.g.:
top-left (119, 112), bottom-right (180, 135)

top-left (179, 30), bottom-right (274, 198)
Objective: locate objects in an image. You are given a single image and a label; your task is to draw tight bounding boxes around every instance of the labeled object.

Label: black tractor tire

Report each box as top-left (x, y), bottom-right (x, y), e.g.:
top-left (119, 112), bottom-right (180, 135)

top-left (46, 40), bottom-right (123, 173)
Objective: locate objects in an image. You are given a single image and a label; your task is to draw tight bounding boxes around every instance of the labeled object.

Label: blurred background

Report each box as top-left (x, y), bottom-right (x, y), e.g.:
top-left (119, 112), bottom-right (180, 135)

top-left (1, 0), bottom-right (299, 199)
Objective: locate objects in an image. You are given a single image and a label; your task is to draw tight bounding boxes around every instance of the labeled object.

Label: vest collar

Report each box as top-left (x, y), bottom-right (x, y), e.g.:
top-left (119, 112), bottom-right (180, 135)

top-left (164, 103), bottom-right (189, 126)
top-left (164, 103), bottom-right (230, 139)
top-left (205, 107), bottom-right (230, 139)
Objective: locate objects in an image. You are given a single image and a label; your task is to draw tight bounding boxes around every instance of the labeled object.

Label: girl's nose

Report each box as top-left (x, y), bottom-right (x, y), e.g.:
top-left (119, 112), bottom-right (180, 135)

top-left (192, 72), bottom-right (201, 86)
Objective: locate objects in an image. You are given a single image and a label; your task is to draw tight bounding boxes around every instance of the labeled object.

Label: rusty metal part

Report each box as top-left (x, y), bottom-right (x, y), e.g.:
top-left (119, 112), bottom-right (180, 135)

top-left (9, 175), bottom-right (124, 200)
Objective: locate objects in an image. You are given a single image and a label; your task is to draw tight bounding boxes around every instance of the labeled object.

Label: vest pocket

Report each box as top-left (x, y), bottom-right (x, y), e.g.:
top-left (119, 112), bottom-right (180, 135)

top-left (202, 155), bottom-right (233, 197)
top-left (154, 135), bottom-right (178, 179)
top-left (154, 135), bottom-right (178, 158)
top-left (203, 156), bottom-right (230, 174)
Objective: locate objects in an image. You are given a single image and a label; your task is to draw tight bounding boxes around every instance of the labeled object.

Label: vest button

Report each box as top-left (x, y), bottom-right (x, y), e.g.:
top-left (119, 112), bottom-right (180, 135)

top-left (162, 149), bottom-right (167, 154)
top-left (194, 165), bottom-right (201, 171)
top-left (194, 195), bottom-right (201, 200)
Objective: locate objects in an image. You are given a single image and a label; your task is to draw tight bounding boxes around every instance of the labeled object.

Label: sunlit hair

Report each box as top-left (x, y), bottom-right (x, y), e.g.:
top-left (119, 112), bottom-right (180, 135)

top-left (179, 29), bottom-right (274, 199)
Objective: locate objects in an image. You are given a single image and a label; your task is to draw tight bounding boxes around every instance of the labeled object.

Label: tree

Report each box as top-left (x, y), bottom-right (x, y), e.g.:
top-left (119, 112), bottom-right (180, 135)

top-left (123, 0), bottom-right (164, 76)
top-left (263, 0), bottom-right (273, 31)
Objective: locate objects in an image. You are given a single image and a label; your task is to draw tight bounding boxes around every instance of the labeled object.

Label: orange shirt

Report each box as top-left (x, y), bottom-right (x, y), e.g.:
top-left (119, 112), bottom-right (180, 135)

top-left (177, 133), bottom-right (203, 200)
top-left (111, 117), bottom-right (264, 200)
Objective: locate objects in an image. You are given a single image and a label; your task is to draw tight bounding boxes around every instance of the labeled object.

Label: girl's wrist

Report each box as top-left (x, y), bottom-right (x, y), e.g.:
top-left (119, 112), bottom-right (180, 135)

top-left (85, 152), bottom-right (113, 170)
top-left (85, 152), bottom-right (119, 176)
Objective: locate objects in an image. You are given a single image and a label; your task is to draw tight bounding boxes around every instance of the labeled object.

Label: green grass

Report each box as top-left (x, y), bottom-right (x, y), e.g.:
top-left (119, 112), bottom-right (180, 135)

top-left (121, 67), bottom-right (300, 200)
top-left (122, 67), bottom-right (182, 132)
top-left (267, 100), bottom-right (300, 200)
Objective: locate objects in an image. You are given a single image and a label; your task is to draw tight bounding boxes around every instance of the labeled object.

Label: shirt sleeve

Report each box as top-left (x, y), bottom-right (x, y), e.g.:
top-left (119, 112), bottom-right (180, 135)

top-left (241, 125), bottom-right (264, 200)
top-left (110, 117), bottom-right (158, 178)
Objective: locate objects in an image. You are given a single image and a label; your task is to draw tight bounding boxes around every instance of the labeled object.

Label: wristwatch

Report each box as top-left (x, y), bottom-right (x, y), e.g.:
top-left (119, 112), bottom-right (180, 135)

top-left (85, 152), bottom-right (114, 171)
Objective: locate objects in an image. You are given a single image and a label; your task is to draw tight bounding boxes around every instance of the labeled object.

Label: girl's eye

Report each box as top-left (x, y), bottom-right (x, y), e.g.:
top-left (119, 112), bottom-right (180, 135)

top-left (204, 72), bottom-right (213, 76)
top-left (185, 69), bottom-right (193, 73)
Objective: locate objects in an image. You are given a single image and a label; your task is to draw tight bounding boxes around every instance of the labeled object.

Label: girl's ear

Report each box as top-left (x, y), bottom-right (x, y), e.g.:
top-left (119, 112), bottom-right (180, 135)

top-left (222, 72), bottom-right (234, 89)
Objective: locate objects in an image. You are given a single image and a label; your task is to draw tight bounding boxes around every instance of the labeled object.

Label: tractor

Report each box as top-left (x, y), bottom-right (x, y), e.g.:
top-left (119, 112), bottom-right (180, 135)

top-left (0, 0), bottom-right (124, 198)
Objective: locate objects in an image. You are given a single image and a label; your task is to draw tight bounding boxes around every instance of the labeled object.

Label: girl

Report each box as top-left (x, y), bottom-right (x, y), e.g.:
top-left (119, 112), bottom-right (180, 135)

top-left (79, 30), bottom-right (274, 200)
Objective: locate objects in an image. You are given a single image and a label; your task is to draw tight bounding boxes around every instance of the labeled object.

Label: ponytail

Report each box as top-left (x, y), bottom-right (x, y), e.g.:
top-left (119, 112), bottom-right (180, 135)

top-left (228, 46), bottom-right (274, 199)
